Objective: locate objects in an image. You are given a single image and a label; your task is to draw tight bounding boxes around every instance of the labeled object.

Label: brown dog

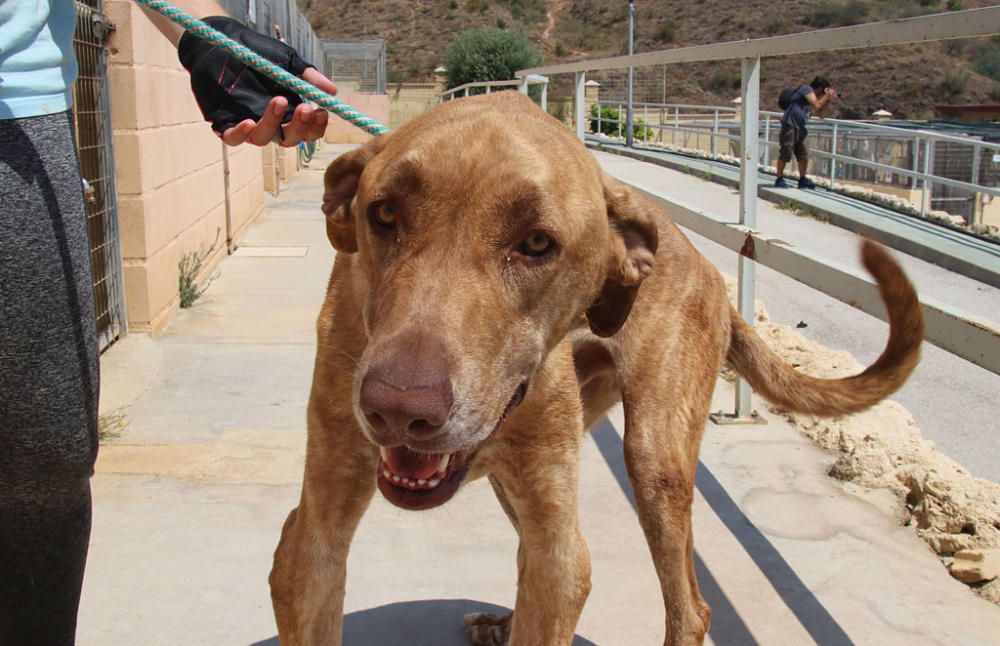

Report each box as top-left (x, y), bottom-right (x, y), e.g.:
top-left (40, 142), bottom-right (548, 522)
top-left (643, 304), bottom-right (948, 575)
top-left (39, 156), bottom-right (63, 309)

top-left (269, 91), bottom-right (923, 645)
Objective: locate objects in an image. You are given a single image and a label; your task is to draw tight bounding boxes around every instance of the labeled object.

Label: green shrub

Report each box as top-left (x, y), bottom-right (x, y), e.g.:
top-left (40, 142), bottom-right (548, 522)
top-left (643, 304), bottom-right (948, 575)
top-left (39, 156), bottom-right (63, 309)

top-left (465, 0), bottom-right (488, 12)
top-left (941, 69), bottom-right (969, 96)
top-left (804, 0), bottom-right (869, 28)
top-left (657, 20), bottom-right (677, 43)
top-left (589, 105), bottom-right (653, 141)
top-left (707, 68), bottom-right (740, 93)
top-left (443, 29), bottom-right (542, 90)
top-left (973, 45), bottom-right (1000, 81)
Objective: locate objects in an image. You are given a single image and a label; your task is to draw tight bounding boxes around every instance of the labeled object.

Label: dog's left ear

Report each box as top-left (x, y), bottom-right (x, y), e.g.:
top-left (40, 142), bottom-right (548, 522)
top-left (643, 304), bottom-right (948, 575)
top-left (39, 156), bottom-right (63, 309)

top-left (586, 177), bottom-right (659, 337)
top-left (322, 135), bottom-right (389, 252)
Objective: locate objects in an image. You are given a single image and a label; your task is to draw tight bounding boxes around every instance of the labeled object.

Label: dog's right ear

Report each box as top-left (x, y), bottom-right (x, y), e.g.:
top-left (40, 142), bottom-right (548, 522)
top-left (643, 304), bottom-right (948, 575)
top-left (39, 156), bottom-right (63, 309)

top-left (322, 136), bottom-right (388, 252)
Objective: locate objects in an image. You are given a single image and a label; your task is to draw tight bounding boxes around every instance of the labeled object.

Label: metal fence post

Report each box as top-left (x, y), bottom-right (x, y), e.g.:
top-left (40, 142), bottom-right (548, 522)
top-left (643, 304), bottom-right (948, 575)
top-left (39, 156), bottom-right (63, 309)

top-left (540, 80), bottom-right (548, 112)
top-left (618, 103), bottom-right (623, 139)
top-left (713, 56), bottom-right (764, 425)
top-left (921, 137), bottom-right (932, 217)
top-left (597, 101), bottom-right (602, 135)
top-left (763, 115), bottom-right (771, 167)
top-left (574, 71), bottom-right (586, 140)
top-left (673, 107), bottom-right (679, 146)
top-left (517, 76), bottom-right (528, 95)
top-left (712, 108), bottom-right (719, 156)
top-left (829, 122), bottom-right (839, 188)
top-left (625, 1), bottom-right (635, 147)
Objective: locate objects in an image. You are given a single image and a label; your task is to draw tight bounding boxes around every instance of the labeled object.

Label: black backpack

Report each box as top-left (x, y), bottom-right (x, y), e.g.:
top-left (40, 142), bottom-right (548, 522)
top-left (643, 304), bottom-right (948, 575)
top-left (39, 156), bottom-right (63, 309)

top-left (778, 86), bottom-right (800, 110)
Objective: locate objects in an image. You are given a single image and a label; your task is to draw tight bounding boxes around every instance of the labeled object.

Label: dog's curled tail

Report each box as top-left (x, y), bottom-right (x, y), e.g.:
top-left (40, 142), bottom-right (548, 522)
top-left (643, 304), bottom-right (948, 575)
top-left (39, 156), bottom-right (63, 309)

top-left (726, 240), bottom-right (924, 417)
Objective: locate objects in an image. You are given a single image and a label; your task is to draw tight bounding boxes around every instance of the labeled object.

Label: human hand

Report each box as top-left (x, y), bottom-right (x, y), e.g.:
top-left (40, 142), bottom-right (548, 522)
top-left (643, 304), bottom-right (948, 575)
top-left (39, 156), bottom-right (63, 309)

top-left (220, 68), bottom-right (336, 146)
top-left (177, 16), bottom-right (337, 147)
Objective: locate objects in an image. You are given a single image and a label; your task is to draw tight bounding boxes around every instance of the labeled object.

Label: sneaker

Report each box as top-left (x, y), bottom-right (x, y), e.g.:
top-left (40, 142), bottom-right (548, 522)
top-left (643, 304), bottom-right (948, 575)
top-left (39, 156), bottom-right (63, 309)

top-left (798, 177), bottom-right (816, 189)
top-left (774, 177), bottom-right (788, 188)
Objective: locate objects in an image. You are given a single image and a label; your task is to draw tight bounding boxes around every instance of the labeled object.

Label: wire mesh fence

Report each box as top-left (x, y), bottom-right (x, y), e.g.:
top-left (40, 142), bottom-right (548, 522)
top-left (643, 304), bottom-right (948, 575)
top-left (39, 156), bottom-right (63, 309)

top-left (73, 0), bottom-right (126, 350)
top-left (318, 39), bottom-right (386, 95)
top-left (217, 0), bottom-right (324, 68)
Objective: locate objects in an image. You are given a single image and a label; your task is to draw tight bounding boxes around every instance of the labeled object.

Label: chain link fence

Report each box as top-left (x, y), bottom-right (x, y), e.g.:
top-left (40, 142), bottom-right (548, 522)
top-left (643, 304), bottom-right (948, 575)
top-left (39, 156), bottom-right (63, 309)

top-left (318, 39), bottom-right (386, 95)
top-left (218, 0), bottom-right (323, 68)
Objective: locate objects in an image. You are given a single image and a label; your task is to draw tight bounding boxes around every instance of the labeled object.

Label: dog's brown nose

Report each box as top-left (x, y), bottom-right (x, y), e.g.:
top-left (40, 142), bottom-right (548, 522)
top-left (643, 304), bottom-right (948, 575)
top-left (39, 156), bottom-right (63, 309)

top-left (360, 338), bottom-right (454, 439)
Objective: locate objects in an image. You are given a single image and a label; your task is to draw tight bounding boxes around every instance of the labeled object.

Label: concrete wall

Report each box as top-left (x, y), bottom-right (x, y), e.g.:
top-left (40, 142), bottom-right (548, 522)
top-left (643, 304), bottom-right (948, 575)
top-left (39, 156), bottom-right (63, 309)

top-left (106, 0), bottom-right (265, 334)
top-left (388, 83), bottom-right (439, 129)
top-left (324, 92), bottom-right (390, 144)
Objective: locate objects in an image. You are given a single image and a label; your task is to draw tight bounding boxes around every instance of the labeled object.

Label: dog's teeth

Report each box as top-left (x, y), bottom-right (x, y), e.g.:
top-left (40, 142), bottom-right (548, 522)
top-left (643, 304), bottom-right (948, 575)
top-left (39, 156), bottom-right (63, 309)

top-left (428, 478), bottom-right (441, 488)
top-left (436, 454), bottom-right (451, 473)
top-left (382, 469), bottom-right (391, 479)
top-left (392, 475), bottom-right (401, 483)
top-left (417, 479), bottom-right (427, 486)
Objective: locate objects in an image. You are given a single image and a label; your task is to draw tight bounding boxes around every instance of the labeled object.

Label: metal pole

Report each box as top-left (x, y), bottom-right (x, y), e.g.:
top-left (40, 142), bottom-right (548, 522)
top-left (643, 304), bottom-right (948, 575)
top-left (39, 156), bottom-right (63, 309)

top-left (712, 108), bottom-right (719, 156)
top-left (597, 101), bottom-right (603, 135)
top-left (921, 137), bottom-right (932, 217)
top-left (625, 1), bottom-right (635, 147)
top-left (713, 56), bottom-right (764, 425)
top-left (829, 122), bottom-right (839, 188)
top-left (763, 115), bottom-right (771, 167)
top-left (673, 106), bottom-right (678, 146)
top-left (540, 80), bottom-right (548, 112)
top-left (574, 71), bottom-right (586, 140)
top-left (518, 76), bottom-right (528, 94)
top-left (618, 103), bottom-right (623, 139)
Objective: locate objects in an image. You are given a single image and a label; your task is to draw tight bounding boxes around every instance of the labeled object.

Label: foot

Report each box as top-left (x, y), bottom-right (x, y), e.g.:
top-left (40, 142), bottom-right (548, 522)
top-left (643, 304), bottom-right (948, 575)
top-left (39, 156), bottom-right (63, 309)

top-left (464, 612), bottom-right (512, 645)
top-left (798, 177), bottom-right (816, 189)
top-left (774, 177), bottom-right (788, 188)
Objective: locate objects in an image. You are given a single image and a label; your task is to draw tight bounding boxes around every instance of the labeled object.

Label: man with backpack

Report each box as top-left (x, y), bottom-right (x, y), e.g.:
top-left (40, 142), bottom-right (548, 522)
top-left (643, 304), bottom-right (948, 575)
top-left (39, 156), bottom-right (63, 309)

top-left (775, 76), bottom-right (838, 189)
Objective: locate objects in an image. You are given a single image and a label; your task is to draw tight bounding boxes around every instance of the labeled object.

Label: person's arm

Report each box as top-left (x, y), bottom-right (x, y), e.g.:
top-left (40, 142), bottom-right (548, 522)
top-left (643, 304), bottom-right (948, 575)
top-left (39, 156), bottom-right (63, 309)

top-left (805, 89), bottom-right (835, 118)
top-left (138, 0), bottom-right (336, 146)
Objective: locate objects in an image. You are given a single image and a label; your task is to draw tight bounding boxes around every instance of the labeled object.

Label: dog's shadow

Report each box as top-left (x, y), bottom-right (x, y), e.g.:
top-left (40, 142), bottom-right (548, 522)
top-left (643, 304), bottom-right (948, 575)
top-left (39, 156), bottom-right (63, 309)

top-left (250, 598), bottom-right (599, 645)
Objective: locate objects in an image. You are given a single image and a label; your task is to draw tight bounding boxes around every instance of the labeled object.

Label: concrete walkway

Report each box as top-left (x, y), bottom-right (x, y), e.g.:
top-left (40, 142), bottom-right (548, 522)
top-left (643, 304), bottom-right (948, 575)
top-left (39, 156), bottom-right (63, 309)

top-left (79, 146), bottom-right (1000, 645)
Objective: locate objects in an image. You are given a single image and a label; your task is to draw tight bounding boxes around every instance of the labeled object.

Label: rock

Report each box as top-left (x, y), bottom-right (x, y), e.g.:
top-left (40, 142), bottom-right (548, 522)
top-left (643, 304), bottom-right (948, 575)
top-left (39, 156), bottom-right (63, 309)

top-left (979, 578), bottom-right (1000, 604)
top-left (949, 549), bottom-right (1000, 583)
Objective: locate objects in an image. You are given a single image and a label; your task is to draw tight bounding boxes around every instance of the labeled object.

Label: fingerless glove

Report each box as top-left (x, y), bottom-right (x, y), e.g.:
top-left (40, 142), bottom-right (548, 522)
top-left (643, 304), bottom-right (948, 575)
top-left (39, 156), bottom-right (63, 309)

top-left (177, 16), bottom-right (315, 135)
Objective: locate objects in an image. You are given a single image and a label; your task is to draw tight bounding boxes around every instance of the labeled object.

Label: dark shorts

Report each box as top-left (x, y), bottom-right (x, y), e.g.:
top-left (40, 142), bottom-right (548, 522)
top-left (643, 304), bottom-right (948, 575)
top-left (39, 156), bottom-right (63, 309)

top-left (778, 124), bottom-right (808, 162)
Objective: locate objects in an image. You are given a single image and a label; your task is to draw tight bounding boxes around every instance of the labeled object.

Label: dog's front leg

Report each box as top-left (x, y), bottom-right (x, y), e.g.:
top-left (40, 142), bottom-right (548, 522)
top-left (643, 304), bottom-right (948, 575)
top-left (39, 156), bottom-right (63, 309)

top-left (490, 437), bottom-right (592, 645)
top-left (270, 408), bottom-right (377, 646)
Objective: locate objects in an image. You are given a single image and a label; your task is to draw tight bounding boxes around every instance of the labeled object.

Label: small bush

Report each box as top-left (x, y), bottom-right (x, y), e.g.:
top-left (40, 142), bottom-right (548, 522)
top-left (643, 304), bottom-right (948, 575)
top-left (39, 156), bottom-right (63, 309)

top-left (447, 0), bottom-right (458, 9)
top-left (657, 20), bottom-right (677, 43)
top-left (941, 69), bottom-right (969, 96)
top-left (764, 18), bottom-right (786, 35)
top-left (947, 0), bottom-right (965, 10)
top-left (589, 105), bottom-right (653, 141)
top-left (465, 0), bottom-right (488, 12)
top-left (707, 68), bottom-right (740, 93)
top-left (804, 0), bottom-right (869, 28)
top-left (973, 45), bottom-right (1000, 81)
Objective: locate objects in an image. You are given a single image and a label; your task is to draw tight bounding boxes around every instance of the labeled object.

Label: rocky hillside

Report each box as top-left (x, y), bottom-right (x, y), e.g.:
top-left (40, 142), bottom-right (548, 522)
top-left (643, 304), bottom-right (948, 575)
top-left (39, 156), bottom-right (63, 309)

top-left (302, 0), bottom-right (1000, 119)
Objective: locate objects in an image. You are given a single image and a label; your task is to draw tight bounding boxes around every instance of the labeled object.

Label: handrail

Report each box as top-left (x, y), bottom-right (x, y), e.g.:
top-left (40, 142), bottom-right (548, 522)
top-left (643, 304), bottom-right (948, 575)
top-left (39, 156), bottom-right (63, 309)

top-left (518, 6), bottom-right (1000, 75)
top-left (594, 100), bottom-right (1000, 199)
top-left (440, 75), bottom-right (548, 99)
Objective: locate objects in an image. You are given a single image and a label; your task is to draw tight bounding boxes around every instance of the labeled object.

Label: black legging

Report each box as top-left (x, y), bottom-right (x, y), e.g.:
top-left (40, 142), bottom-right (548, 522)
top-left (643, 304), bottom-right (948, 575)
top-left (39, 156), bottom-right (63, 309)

top-left (1, 111), bottom-right (100, 645)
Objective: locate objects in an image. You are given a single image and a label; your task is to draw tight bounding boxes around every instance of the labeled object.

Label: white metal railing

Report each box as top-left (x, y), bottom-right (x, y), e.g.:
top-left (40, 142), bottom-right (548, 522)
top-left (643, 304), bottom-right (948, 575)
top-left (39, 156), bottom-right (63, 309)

top-left (440, 75), bottom-right (549, 110)
top-left (514, 7), bottom-right (1000, 418)
top-left (591, 100), bottom-right (1000, 220)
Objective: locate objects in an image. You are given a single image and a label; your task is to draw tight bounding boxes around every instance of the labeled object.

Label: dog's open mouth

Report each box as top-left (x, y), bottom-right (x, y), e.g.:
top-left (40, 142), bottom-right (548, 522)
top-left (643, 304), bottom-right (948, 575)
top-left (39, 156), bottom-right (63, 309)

top-left (376, 382), bottom-right (528, 510)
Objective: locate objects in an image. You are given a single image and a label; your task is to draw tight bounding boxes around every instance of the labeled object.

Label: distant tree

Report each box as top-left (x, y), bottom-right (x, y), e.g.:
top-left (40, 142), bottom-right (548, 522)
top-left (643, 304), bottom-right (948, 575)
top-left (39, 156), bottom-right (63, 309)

top-left (443, 29), bottom-right (542, 90)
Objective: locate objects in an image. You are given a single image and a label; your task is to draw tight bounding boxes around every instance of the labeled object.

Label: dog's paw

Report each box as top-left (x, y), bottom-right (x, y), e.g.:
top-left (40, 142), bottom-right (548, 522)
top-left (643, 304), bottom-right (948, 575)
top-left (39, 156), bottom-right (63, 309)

top-left (463, 611), bottom-right (512, 646)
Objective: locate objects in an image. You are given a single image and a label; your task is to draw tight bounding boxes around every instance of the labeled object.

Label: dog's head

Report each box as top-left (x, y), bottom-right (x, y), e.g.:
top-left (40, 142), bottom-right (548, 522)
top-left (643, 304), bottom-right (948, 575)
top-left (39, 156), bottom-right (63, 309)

top-left (322, 92), bottom-right (657, 509)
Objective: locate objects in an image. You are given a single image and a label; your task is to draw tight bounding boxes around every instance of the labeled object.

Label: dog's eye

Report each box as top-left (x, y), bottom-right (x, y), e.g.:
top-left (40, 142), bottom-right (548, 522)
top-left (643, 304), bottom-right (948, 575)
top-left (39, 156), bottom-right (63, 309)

top-left (517, 232), bottom-right (554, 257)
top-left (370, 202), bottom-right (396, 229)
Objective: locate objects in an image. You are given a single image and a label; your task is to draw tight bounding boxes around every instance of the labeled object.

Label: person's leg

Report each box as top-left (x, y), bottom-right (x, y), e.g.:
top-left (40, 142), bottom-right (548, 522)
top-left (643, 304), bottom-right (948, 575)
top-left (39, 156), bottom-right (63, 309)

top-left (775, 124), bottom-right (794, 187)
top-left (0, 111), bottom-right (100, 645)
top-left (795, 129), bottom-right (815, 188)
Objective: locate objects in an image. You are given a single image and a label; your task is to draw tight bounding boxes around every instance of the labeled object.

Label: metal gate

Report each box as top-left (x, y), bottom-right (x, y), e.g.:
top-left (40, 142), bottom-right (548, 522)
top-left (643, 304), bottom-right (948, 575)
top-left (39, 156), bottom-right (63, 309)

top-left (73, 0), bottom-right (127, 350)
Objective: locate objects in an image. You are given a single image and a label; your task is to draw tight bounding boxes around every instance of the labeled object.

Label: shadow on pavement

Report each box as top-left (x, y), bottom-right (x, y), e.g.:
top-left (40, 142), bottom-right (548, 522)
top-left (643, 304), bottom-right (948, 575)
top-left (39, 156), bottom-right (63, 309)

top-left (591, 418), bottom-right (852, 646)
top-left (250, 598), bottom-right (599, 645)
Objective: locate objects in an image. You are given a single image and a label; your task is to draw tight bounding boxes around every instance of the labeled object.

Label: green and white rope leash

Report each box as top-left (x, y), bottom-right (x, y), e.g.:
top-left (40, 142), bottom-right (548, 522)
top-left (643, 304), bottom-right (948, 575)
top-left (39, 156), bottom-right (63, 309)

top-left (133, 0), bottom-right (390, 136)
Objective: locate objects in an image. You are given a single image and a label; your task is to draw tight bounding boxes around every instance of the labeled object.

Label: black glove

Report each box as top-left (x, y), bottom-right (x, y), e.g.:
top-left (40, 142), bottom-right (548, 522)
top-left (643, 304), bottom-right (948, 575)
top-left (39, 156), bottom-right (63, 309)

top-left (178, 16), bottom-right (315, 136)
